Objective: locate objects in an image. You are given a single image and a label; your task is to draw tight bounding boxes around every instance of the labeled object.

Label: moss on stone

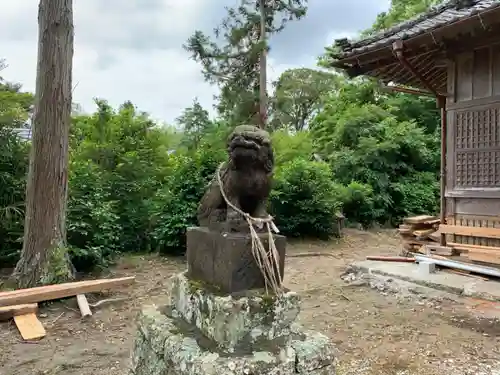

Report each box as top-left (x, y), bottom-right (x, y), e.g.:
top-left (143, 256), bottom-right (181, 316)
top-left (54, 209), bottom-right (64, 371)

top-left (259, 294), bottom-right (276, 312)
top-left (187, 277), bottom-right (223, 296)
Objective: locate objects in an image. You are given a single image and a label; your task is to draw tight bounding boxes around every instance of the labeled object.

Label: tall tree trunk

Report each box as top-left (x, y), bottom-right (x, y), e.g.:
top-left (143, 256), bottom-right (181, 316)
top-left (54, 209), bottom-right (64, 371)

top-left (258, 0), bottom-right (268, 129)
top-left (12, 0), bottom-right (75, 288)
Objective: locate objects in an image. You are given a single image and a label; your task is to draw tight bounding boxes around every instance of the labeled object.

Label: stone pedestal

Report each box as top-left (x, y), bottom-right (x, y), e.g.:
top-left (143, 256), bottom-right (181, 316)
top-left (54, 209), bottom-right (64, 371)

top-left (129, 272), bottom-right (336, 375)
top-left (186, 227), bottom-right (286, 294)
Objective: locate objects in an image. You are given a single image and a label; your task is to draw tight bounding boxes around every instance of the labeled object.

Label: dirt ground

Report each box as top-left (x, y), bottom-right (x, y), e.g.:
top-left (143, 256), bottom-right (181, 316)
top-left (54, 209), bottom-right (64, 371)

top-left (1, 229), bottom-right (499, 375)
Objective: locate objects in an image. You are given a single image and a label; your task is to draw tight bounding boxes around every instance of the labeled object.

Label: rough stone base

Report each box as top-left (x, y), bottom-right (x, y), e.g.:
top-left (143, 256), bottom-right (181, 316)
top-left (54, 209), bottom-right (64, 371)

top-left (169, 272), bottom-right (300, 352)
top-left (130, 304), bottom-right (336, 375)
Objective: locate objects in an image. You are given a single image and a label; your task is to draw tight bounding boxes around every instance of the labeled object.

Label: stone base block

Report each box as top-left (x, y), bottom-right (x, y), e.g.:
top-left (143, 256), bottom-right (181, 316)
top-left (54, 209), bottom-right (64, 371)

top-left (130, 305), bottom-right (336, 375)
top-left (186, 226), bottom-right (286, 294)
top-left (169, 272), bottom-right (300, 352)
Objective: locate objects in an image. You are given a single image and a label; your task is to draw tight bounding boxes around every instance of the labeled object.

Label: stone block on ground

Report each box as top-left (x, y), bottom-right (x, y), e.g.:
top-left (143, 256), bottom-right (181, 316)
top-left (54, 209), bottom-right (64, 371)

top-left (186, 226), bottom-right (286, 294)
top-left (169, 271), bottom-right (300, 352)
top-left (129, 304), bottom-right (336, 375)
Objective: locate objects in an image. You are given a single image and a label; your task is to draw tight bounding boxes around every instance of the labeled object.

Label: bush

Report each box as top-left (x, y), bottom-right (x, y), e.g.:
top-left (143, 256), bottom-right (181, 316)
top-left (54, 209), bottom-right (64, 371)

top-left (390, 171), bottom-right (439, 223)
top-left (271, 130), bottom-right (314, 166)
top-left (0, 127), bottom-right (28, 265)
top-left (340, 181), bottom-right (378, 228)
top-left (66, 159), bottom-right (122, 271)
top-left (270, 158), bottom-right (341, 239)
top-left (150, 146), bottom-right (225, 254)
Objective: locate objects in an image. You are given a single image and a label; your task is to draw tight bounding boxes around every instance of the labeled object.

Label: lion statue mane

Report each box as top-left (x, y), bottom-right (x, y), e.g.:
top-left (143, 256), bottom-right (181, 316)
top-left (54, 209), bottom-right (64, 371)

top-left (197, 124), bottom-right (274, 232)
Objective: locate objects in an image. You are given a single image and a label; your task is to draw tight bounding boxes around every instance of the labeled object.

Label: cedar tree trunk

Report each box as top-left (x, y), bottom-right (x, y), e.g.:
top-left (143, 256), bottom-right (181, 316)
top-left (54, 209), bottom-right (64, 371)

top-left (12, 0), bottom-right (75, 288)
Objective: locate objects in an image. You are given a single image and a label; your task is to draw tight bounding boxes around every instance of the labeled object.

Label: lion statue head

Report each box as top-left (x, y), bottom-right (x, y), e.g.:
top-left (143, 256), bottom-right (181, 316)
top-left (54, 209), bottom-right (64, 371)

top-left (227, 125), bottom-right (274, 174)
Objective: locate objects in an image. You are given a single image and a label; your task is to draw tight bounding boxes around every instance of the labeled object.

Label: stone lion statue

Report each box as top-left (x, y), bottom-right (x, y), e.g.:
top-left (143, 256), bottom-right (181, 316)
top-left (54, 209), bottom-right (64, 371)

top-left (197, 124), bottom-right (274, 232)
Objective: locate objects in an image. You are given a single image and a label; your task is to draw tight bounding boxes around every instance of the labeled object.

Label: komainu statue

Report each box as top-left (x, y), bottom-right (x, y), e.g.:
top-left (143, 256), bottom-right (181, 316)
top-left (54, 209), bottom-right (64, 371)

top-left (197, 124), bottom-right (274, 232)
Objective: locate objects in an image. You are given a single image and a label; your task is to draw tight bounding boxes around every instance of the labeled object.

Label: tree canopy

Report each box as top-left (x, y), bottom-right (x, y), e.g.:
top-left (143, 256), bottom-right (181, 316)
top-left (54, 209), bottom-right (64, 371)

top-left (0, 0), bottom-right (442, 271)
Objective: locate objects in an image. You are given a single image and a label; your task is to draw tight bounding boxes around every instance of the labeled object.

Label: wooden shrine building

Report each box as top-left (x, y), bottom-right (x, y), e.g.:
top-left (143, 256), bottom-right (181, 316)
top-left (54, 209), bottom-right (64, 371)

top-left (331, 0), bottom-right (500, 263)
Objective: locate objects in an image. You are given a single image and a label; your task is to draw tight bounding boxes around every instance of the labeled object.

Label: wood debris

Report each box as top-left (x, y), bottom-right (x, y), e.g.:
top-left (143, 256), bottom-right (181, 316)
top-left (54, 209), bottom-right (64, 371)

top-left (398, 215), bottom-right (441, 252)
top-left (0, 276), bottom-right (135, 341)
top-left (0, 276), bottom-right (135, 307)
top-left (13, 313), bottom-right (46, 341)
top-left (0, 303), bottom-right (38, 321)
top-left (366, 255), bottom-right (415, 262)
top-left (76, 294), bottom-right (92, 318)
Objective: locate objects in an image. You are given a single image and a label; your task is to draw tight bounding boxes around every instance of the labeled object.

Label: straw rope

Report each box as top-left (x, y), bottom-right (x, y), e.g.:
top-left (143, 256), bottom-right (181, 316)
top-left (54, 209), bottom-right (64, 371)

top-left (216, 162), bottom-right (282, 295)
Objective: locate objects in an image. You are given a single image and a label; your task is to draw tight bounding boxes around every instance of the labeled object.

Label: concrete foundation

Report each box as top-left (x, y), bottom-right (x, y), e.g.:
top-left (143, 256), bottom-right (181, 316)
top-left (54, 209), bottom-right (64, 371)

top-left (129, 272), bottom-right (336, 375)
top-left (352, 260), bottom-right (500, 302)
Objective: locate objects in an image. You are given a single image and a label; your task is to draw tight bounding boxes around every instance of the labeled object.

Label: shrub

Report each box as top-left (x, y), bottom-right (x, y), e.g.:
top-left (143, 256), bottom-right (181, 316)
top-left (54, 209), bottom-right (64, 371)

top-left (271, 130), bottom-right (314, 166)
top-left (66, 159), bottom-right (121, 271)
top-left (150, 146), bottom-right (225, 255)
top-left (390, 171), bottom-right (439, 223)
top-left (270, 158), bottom-right (341, 239)
top-left (0, 127), bottom-right (28, 265)
top-left (340, 181), bottom-right (378, 228)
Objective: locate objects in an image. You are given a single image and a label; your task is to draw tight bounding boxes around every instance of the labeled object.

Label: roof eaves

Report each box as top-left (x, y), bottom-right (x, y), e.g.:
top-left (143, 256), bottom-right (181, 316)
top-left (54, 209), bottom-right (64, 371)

top-left (331, 0), bottom-right (495, 61)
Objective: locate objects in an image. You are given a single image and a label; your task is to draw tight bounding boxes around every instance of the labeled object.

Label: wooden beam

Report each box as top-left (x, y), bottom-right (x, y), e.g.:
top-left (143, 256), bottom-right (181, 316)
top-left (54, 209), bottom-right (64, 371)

top-left (439, 225), bottom-right (500, 239)
top-left (0, 303), bottom-right (38, 321)
top-left (379, 84), bottom-right (435, 97)
top-left (0, 276), bottom-right (135, 308)
top-left (392, 40), bottom-right (443, 97)
top-left (76, 294), bottom-right (92, 318)
top-left (439, 97), bottom-right (447, 246)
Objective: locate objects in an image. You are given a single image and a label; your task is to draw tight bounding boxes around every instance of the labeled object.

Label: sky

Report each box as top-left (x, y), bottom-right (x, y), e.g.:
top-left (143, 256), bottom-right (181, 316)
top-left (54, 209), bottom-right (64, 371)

top-left (0, 0), bottom-right (389, 124)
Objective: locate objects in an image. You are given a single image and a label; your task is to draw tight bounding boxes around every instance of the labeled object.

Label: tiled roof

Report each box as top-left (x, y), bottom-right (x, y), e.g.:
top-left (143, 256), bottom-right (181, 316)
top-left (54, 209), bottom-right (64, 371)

top-left (334, 0), bottom-right (500, 59)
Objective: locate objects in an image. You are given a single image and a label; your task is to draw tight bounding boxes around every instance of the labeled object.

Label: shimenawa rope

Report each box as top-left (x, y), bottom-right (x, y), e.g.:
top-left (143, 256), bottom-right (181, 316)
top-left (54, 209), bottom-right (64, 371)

top-left (216, 162), bottom-right (282, 295)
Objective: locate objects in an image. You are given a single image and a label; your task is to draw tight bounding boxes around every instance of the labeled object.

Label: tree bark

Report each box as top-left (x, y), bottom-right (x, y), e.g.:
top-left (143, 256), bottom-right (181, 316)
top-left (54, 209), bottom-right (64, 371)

top-left (12, 0), bottom-right (75, 288)
top-left (258, 0), bottom-right (268, 129)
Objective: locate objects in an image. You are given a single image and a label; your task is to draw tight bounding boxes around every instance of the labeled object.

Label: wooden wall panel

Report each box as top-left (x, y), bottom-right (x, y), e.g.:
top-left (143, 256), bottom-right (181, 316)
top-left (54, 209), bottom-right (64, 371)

top-left (445, 44), bottom-right (500, 247)
top-left (472, 47), bottom-right (491, 99)
top-left (449, 214), bottom-right (500, 247)
top-left (446, 45), bottom-right (500, 202)
top-left (492, 44), bottom-right (500, 95)
top-left (455, 52), bottom-right (473, 102)
top-left (451, 44), bottom-right (500, 103)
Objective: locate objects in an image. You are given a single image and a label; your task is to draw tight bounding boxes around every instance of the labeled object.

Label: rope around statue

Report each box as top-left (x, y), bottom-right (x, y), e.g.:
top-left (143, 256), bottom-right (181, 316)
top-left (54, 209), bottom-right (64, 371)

top-left (215, 162), bottom-right (283, 296)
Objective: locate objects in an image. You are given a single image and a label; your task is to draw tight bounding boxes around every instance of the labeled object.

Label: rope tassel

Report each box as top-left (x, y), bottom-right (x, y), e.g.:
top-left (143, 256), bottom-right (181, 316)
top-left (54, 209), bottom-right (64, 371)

top-left (216, 163), bottom-right (282, 296)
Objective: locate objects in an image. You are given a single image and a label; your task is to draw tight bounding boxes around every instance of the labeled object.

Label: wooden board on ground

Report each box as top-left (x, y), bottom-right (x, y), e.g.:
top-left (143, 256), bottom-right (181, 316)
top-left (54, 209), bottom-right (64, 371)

top-left (0, 303), bottom-right (38, 321)
top-left (13, 313), bottom-right (46, 340)
top-left (0, 276), bottom-right (135, 308)
top-left (423, 244), bottom-right (454, 256)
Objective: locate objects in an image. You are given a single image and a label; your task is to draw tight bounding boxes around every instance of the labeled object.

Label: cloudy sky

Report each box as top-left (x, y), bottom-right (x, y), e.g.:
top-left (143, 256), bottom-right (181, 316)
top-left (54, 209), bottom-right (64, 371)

top-left (0, 0), bottom-right (389, 124)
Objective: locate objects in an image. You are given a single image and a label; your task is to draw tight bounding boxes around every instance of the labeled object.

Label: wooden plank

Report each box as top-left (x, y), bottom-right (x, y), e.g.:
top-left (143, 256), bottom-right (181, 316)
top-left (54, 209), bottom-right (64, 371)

top-left (413, 228), bottom-right (437, 238)
top-left (423, 219), bottom-right (441, 225)
top-left (366, 256), bottom-right (415, 262)
top-left (76, 294), bottom-right (92, 318)
top-left (404, 215), bottom-right (438, 224)
top-left (439, 225), bottom-right (500, 239)
top-left (423, 244), bottom-right (454, 256)
top-left (0, 276), bottom-right (135, 308)
top-left (448, 242), bottom-right (500, 252)
top-left (14, 313), bottom-right (46, 340)
top-left (0, 303), bottom-right (38, 321)
top-left (469, 251), bottom-right (500, 264)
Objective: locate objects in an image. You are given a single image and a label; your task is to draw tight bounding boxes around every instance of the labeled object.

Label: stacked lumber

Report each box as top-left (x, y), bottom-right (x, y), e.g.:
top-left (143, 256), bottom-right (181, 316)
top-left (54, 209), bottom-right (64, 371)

top-left (398, 215), bottom-right (441, 252)
top-left (0, 276), bottom-right (134, 341)
top-left (439, 224), bottom-right (500, 265)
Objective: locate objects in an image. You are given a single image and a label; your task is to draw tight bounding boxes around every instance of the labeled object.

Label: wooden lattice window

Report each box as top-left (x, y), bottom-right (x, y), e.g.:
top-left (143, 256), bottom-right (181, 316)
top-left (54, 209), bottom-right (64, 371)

top-left (454, 106), bottom-right (500, 188)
